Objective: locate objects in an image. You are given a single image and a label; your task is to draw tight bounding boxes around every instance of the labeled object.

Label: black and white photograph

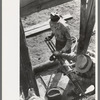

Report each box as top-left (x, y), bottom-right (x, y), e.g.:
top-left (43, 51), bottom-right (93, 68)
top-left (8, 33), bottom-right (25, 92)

top-left (20, 0), bottom-right (96, 100)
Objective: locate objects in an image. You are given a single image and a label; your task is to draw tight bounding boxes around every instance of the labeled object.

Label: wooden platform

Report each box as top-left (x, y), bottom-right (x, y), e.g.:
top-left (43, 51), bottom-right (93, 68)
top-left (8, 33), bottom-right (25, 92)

top-left (25, 13), bottom-right (73, 37)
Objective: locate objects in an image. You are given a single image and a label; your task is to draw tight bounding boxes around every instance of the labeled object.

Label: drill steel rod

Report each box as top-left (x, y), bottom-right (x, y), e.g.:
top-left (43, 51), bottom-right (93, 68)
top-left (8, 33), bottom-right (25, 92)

top-left (48, 41), bottom-right (56, 51)
top-left (45, 39), bottom-right (67, 64)
top-left (45, 40), bottom-right (54, 53)
top-left (63, 70), bottom-right (86, 97)
top-left (49, 40), bottom-right (56, 51)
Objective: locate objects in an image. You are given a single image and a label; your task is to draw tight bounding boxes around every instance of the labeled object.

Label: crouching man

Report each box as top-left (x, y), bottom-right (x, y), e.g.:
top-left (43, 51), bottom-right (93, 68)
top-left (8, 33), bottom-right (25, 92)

top-left (53, 51), bottom-right (95, 100)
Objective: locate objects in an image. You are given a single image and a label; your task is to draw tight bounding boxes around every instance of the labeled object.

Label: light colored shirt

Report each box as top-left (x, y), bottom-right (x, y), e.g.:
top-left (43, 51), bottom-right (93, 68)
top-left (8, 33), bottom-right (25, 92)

top-left (49, 18), bottom-right (72, 50)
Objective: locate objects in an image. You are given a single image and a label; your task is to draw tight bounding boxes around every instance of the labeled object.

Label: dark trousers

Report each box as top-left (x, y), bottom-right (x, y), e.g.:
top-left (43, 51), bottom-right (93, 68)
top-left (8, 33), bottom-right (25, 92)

top-left (56, 40), bottom-right (71, 53)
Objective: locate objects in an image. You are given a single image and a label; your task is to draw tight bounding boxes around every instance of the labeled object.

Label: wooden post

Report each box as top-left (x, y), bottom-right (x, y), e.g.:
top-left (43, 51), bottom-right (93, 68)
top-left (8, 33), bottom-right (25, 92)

top-left (83, 0), bottom-right (95, 53)
top-left (62, 1), bottom-right (95, 100)
top-left (77, 0), bottom-right (86, 54)
top-left (77, 0), bottom-right (95, 54)
top-left (20, 20), bottom-right (40, 98)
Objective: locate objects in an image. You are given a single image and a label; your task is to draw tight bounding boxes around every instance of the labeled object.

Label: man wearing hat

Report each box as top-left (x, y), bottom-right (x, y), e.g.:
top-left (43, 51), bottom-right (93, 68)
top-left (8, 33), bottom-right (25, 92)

top-left (47, 12), bottom-right (72, 53)
top-left (53, 52), bottom-right (95, 99)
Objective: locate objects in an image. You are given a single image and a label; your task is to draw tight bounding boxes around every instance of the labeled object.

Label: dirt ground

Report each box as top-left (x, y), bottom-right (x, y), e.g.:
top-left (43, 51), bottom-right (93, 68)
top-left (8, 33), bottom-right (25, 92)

top-left (21, 0), bottom-right (95, 99)
top-left (21, 0), bottom-right (95, 66)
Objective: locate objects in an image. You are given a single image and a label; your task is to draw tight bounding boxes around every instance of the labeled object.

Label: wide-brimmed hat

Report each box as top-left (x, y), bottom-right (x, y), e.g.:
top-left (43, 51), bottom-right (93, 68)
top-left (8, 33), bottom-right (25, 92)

top-left (50, 12), bottom-right (60, 22)
top-left (75, 54), bottom-right (92, 73)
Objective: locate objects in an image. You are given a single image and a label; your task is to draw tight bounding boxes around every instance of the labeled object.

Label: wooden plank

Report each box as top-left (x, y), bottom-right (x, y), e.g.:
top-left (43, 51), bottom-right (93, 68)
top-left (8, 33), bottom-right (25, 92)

top-left (49, 72), bottom-right (62, 88)
top-left (33, 60), bottom-right (59, 74)
top-left (25, 24), bottom-right (50, 37)
top-left (24, 14), bottom-right (72, 32)
top-left (20, 20), bottom-right (40, 98)
top-left (25, 14), bottom-right (73, 37)
top-left (25, 21), bottom-right (49, 32)
top-left (20, 0), bottom-right (72, 17)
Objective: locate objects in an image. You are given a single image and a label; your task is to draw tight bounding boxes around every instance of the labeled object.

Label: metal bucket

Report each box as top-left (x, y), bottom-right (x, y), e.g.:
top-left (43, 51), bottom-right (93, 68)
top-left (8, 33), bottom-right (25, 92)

top-left (46, 87), bottom-right (64, 100)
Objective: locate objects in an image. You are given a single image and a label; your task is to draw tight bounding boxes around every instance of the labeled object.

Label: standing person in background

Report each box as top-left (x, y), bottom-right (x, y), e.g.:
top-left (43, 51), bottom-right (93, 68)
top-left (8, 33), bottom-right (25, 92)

top-left (47, 12), bottom-right (72, 53)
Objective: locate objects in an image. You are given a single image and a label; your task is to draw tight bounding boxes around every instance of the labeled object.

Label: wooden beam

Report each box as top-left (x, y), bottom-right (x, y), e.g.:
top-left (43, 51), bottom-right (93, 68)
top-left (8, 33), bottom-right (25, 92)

top-left (20, 20), bottom-right (40, 98)
top-left (77, 0), bottom-right (87, 54)
top-left (20, 0), bottom-right (36, 8)
top-left (83, 0), bottom-right (95, 53)
top-left (20, 0), bottom-right (72, 17)
top-left (25, 14), bottom-right (73, 37)
top-left (33, 60), bottom-right (59, 74)
top-left (77, 0), bottom-right (95, 54)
